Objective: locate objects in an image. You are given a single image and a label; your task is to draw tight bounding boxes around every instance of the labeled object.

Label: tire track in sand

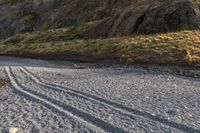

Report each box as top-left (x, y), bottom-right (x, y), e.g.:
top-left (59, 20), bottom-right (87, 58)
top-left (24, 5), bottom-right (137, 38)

top-left (20, 67), bottom-right (200, 133)
top-left (6, 66), bottom-right (126, 133)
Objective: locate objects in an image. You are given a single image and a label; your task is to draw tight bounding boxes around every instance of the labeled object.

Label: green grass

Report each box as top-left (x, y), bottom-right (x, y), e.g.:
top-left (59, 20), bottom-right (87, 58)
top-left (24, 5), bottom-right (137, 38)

top-left (2, 21), bottom-right (100, 44)
top-left (0, 29), bottom-right (200, 67)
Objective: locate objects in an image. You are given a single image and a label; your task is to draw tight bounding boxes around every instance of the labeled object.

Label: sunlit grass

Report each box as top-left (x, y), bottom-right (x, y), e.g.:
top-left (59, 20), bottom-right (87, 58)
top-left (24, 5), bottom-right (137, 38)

top-left (0, 30), bottom-right (199, 67)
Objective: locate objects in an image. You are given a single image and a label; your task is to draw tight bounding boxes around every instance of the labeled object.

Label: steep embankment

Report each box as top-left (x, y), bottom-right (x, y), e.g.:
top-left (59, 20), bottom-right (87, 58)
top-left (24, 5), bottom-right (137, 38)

top-left (0, 0), bottom-right (200, 67)
top-left (0, 29), bottom-right (200, 67)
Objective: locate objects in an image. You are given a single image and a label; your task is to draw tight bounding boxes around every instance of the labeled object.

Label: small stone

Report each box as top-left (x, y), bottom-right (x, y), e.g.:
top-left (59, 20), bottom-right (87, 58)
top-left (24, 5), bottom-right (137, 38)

top-left (166, 110), bottom-right (177, 116)
top-left (9, 128), bottom-right (23, 133)
top-left (73, 64), bottom-right (86, 69)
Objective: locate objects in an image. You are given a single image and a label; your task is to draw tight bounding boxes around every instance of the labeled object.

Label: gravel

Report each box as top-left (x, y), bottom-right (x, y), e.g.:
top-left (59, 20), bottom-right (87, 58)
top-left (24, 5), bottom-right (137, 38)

top-left (0, 56), bottom-right (199, 133)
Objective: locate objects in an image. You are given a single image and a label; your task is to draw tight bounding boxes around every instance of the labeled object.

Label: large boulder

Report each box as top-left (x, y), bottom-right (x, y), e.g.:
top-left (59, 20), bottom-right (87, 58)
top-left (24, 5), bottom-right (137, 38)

top-left (87, 0), bottom-right (200, 38)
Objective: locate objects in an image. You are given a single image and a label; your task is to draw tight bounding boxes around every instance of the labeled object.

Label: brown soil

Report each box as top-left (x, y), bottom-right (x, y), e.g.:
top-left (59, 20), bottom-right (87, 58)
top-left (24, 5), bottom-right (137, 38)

top-left (0, 79), bottom-right (5, 89)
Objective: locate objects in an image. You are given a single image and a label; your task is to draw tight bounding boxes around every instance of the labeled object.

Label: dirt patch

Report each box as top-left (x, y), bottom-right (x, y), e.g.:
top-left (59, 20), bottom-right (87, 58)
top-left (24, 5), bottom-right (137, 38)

top-left (0, 79), bottom-right (6, 89)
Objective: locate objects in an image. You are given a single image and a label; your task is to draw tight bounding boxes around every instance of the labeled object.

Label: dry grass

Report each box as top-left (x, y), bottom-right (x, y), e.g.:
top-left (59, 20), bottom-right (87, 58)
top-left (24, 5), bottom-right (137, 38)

top-left (2, 21), bottom-right (100, 44)
top-left (0, 30), bottom-right (200, 67)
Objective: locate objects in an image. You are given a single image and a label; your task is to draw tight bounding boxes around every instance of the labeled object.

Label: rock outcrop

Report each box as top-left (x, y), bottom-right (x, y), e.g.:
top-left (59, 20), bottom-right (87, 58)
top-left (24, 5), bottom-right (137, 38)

top-left (88, 0), bottom-right (200, 38)
top-left (0, 0), bottom-right (200, 39)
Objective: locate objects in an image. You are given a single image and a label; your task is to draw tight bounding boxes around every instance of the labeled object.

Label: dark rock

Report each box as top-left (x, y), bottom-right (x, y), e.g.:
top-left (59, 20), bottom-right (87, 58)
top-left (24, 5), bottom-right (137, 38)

top-left (88, 0), bottom-right (200, 38)
top-left (0, 0), bottom-right (200, 39)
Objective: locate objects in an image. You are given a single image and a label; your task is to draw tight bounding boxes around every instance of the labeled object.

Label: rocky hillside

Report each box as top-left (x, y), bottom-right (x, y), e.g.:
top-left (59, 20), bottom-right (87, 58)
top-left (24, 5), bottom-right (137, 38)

top-left (0, 0), bottom-right (200, 39)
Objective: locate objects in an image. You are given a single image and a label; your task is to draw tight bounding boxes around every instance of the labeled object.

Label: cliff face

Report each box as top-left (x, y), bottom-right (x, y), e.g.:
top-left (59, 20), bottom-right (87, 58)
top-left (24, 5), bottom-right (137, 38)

top-left (0, 0), bottom-right (200, 39)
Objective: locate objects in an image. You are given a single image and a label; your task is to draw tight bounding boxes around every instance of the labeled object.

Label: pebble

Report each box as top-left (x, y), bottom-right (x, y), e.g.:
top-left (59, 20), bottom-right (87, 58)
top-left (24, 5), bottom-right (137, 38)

top-left (9, 128), bottom-right (23, 133)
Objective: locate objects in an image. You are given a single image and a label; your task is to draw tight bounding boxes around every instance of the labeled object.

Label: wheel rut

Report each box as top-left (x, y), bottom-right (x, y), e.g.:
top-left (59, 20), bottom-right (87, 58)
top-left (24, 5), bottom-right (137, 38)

top-left (20, 67), bottom-right (200, 133)
top-left (6, 66), bottom-right (127, 133)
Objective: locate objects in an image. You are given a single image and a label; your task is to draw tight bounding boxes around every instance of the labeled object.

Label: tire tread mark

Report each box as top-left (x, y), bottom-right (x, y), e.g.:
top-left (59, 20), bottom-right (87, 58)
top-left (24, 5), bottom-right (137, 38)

top-left (20, 67), bottom-right (138, 120)
top-left (7, 67), bottom-right (126, 133)
top-left (21, 67), bottom-right (200, 133)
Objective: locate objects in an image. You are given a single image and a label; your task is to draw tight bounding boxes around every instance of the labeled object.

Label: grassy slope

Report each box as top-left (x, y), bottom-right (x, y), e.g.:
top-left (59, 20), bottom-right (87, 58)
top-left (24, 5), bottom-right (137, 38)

top-left (0, 24), bottom-right (199, 67)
